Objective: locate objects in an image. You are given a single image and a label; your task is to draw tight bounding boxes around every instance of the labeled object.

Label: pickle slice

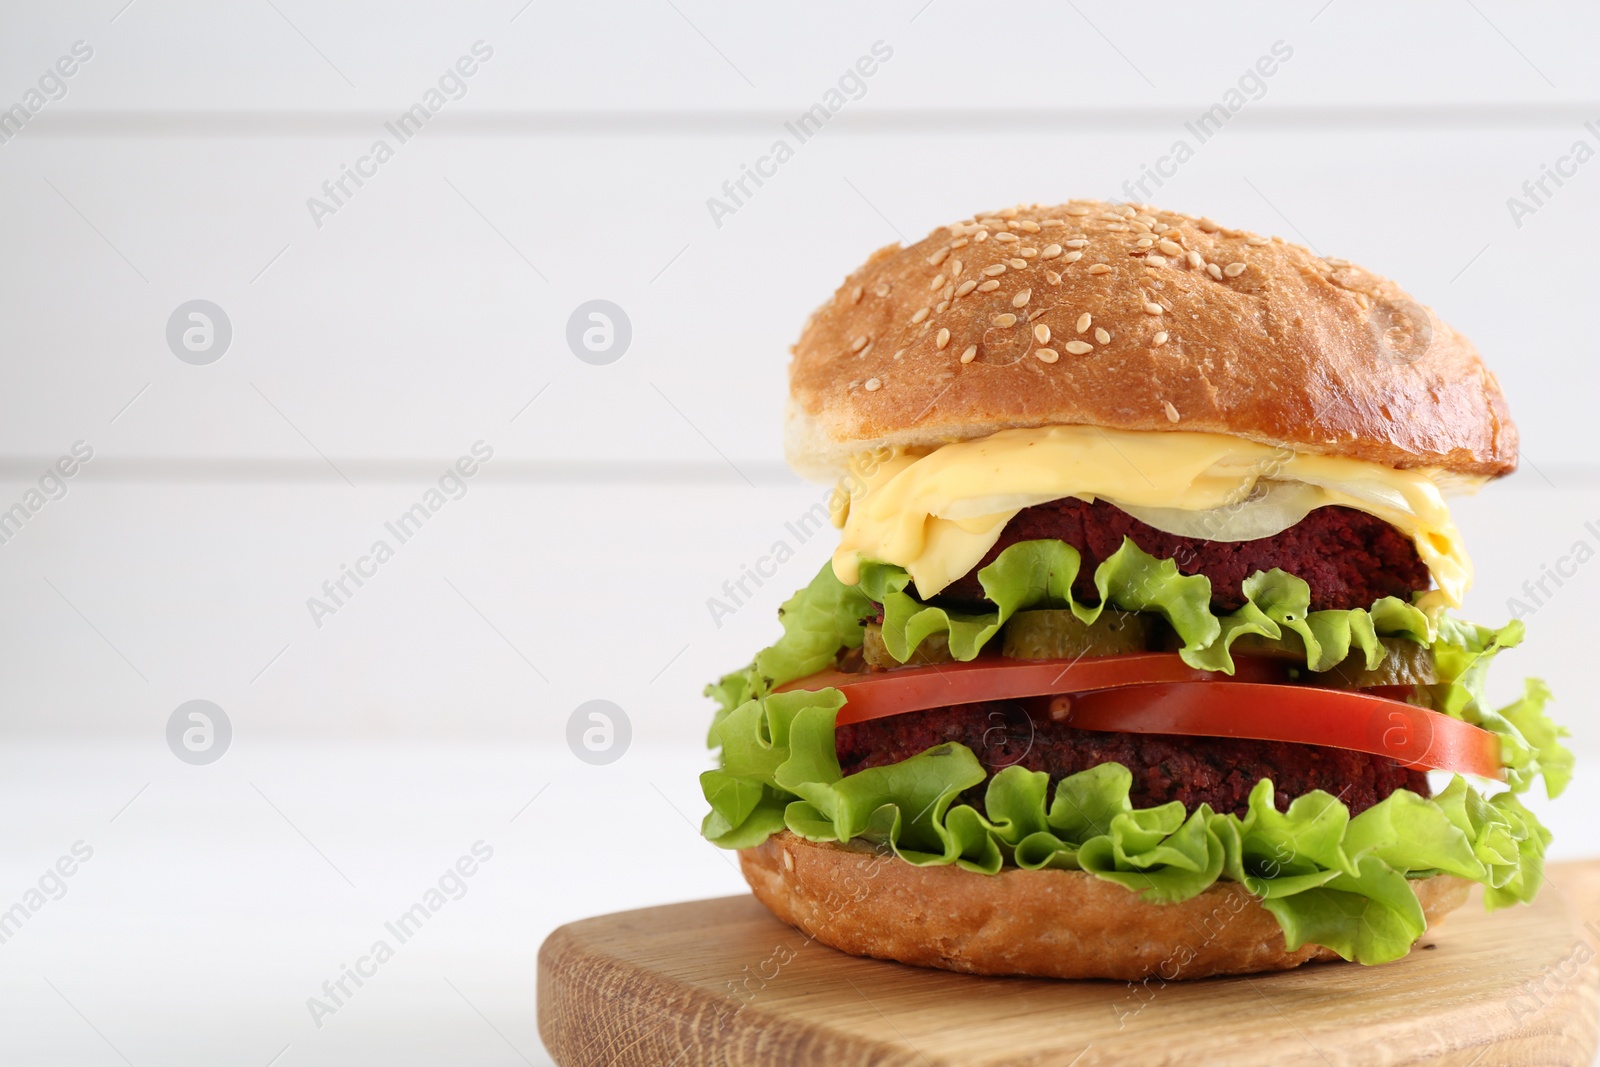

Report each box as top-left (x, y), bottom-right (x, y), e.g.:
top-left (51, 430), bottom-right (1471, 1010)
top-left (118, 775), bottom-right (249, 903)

top-left (1001, 609), bottom-right (1152, 661)
top-left (861, 624), bottom-right (954, 669)
top-left (1319, 637), bottom-right (1436, 689)
top-left (1223, 631), bottom-right (1309, 660)
top-left (1160, 629), bottom-right (1436, 688)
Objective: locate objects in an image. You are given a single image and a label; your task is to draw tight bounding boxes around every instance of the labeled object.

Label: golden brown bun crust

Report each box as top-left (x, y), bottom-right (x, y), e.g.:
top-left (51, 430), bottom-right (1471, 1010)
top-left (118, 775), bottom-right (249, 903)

top-left (787, 199), bottom-right (1516, 479)
top-left (740, 832), bottom-right (1472, 980)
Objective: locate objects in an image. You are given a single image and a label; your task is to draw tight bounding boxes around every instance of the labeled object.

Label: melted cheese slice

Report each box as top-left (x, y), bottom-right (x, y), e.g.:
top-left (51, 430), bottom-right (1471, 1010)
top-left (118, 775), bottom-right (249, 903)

top-left (830, 426), bottom-right (1480, 610)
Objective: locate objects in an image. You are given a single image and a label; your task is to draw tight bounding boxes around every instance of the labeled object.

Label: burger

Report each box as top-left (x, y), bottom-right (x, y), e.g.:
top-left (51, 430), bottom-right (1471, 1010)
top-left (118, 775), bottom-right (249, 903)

top-left (697, 199), bottom-right (1570, 980)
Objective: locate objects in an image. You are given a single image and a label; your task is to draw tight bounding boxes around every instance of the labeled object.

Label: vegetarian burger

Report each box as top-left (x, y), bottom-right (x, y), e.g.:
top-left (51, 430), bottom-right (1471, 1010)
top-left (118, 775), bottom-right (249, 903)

top-left (698, 199), bottom-right (1570, 979)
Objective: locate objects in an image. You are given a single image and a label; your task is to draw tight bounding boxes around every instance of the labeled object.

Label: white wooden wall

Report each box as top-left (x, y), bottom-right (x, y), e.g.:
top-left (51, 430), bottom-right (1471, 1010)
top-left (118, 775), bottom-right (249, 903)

top-left (1, 0), bottom-right (1597, 753)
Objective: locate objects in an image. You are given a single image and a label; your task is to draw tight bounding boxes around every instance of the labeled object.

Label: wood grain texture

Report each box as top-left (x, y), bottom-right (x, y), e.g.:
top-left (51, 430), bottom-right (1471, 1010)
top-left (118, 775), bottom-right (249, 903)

top-left (538, 861), bottom-right (1600, 1067)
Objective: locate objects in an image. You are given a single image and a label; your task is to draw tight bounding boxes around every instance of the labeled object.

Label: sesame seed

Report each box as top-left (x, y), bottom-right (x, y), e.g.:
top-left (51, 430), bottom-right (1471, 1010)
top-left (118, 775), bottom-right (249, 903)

top-left (1065, 239), bottom-right (1089, 249)
top-left (1159, 240), bottom-right (1183, 257)
top-left (893, 348), bottom-right (906, 360)
top-left (911, 307), bottom-right (930, 324)
top-left (994, 232), bottom-right (1019, 243)
top-left (936, 328), bottom-right (951, 349)
top-left (979, 217), bottom-right (1005, 227)
top-left (955, 279), bottom-right (978, 297)
top-left (1016, 220), bottom-right (1041, 233)
top-left (928, 247), bottom-right (950, 266)
top-left (977, 279), bottom-right (1001, 292)
top-left (1134, 214), bottom-right (1157, 226)
top-left (1087, 263), bottom-right (1112, 275)
top-left (974, 229), bottom-right (989, 243)
top-left (993, 313), bottom-right (1018, 327)
top-left (1020, 248), bottom-right (1038, 259)
top-left (1164, 401), bottom-right (1180, 423)
top-left (1206, 263), bottom-right (1224, 280)
top-left (935, 300), bottom-right (949, 313)
top-left (1076, 313), bottom-right (1092, 333)
top-left (1034, 323), bottom-right (1051, 343)
top-left (851, 285), bottom-right (863, 304)
top-left (864, 377), bottom-right (882, 391)
top-left (1223, 262), bottom-right (1247, 278)
top-left (1143, 301), bottom-right (1164, 314)
top-left (1355, 293), bottom-right (1371, 309)
top-left (875, 283), bottom-right (891, 297)
top-left (999, 206), bottom-right (1019, 219)
top-left (1041, 244), bottom-right (1063, 259)
top-left (1153, 331), bottom-right (1169, 345)
top-left (1063, 251), bottom-right (1084, 264)
top-left (1247, 235), bottom-right (1271, 246)
top-left (1066, 205), bottom-right (1091, 216)
top-left (950, 259), bottom-right (964, 277)
top-left (1106, 224), bottom-right (1129, 232)
top-left (1095, 327), bottom-right (1111, 344)
top-left (1012, 289), bottom-right (1032, 308)
top-left (1034, 348), bottom-right (1060, 363)
top-left (951, 237), bottom-right (969, 248)
top-left (1197, 218), bottom-right (1220, 233)
top-left (1130, 222), bottom-right (1153, 235)
top-left (1064, 340), bottom-right (1094, 355)
top-left (960, 344), bottom-right (977, 364)
top-left (1185, 250), bottom-right (1203, 269)
top-left (1045, 271), bottom-right (1062, 285)
top-left (1146, 255), bottom-right (1168, 267)
top-left (850, 335), bottom-right (870, 352)
top-left (1008, 258), bottom-right (1027, 269)
top-left (1042, 218), bottom-right (1065, 227)
top-left (982, 264), bottom-right (1007, 277)
top-left (1135, 237), bottom-right (1155, 249)
top-left (929, 274), bottom-right (946, 290)
top-left (1116, 205), bottom-right (1137, 218)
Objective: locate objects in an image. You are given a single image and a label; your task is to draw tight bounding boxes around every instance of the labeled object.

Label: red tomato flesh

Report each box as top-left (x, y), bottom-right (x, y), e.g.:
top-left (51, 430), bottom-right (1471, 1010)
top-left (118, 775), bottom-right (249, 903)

top-left (777, 653), bottom-right (1502, 780)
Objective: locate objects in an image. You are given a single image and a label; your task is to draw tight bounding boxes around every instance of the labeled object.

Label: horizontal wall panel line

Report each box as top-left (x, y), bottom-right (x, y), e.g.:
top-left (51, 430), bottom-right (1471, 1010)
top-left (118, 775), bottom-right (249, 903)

top-left (0, 457), bottom-right (805, 485)
top-left (0, 458), bottom-right (1593, 489)
top-left (23, 104), bottom-right (1600, 138)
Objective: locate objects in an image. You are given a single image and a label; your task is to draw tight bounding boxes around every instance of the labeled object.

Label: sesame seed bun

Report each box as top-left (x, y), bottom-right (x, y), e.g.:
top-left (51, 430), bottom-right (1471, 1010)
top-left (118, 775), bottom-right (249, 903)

top-left (740, 832), bottom-right (1472, 980)
top-left (785, 199), bottom-right (1517, 480)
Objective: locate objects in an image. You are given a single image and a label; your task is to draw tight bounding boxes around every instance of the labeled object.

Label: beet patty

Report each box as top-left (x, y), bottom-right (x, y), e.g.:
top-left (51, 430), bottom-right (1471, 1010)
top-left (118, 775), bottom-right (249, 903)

top-left (834, 700), bottom-right (1429, 818)
top-left (939, 499), bottom-right (1429, 613)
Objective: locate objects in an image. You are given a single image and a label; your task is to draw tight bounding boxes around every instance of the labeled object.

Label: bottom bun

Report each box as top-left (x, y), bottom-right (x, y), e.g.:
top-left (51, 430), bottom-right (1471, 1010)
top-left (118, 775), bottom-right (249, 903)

top-left (739, 832), bottom-right (1472, 980)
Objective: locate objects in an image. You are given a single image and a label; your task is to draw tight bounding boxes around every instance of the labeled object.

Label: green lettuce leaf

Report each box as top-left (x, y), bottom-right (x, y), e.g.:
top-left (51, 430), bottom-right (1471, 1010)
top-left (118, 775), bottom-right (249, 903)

top-left (704, 562), bottom-right (876, 740)
top-left (864, 539), bottom-right (1222, 665)
top-left (1423, 618), bottom-right (1568, 799)
top-left (865, 537), bottom-right (1432, 675)
top-left (1261, 854), bottom-right (1427, 964)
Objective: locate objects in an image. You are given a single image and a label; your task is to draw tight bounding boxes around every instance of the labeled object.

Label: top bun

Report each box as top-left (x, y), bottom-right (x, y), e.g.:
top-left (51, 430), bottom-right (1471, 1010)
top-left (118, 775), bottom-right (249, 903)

top-left (785, 199), bottom-right (1517, 480)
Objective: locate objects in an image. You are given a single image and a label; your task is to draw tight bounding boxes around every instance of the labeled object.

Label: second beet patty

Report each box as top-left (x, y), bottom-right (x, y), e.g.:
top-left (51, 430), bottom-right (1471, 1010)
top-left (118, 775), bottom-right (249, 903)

top-left (834, 699), bottom-right (1429, 818)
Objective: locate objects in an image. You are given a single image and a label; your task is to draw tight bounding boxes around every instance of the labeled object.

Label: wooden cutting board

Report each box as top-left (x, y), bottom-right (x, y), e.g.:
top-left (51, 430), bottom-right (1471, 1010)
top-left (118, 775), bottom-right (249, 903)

top-left (538, 859), bottom-right (1600, 1066)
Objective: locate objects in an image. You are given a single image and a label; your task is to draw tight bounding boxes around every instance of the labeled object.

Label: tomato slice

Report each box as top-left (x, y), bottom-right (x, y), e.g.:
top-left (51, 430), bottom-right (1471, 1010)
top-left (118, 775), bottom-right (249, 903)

top-left (778, 652), bottom-right (1289, 727)
top-left (1065, 682), bottom-right (1503, 780)
top-left (776, 654), bottom-right (1503, 780)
